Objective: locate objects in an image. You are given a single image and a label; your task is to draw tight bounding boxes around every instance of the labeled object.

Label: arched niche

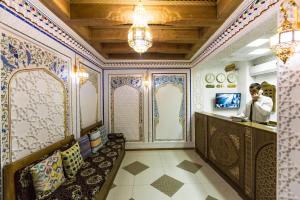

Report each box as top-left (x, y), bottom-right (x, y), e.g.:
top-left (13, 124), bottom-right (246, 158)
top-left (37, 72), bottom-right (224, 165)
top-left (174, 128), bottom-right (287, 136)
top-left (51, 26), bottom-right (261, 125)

top-left (8, 68), bottom-right (67, 162)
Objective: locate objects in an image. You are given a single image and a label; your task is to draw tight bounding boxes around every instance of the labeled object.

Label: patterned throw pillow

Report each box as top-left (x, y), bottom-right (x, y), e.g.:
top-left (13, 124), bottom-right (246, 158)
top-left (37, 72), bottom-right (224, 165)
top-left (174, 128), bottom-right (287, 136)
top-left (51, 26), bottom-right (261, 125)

top-left (77, 135), bottom-right (92, 159)
top-left (89, 130), bottom-right (103, 153)
top-left (99, 126), bottom-right (108, 144)
top-left (30, 151), bottom-right (65, 200)
top-left (61, 142), bottom-right (84, 178)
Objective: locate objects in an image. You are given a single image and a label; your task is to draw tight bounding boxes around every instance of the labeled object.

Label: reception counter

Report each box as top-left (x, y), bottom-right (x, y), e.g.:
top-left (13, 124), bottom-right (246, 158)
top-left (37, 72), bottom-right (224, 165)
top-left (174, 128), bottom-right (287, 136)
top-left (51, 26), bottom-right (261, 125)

top-left (195, 112), bottom-right (276, 200)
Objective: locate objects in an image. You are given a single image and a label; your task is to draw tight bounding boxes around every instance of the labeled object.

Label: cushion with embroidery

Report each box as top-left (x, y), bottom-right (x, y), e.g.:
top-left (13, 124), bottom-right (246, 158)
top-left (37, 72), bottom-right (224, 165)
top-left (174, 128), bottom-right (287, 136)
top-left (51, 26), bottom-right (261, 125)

top-left (61, 142), bottom-right (84, 178)
top-left (98, 126), bottom-right (108, 144)
top-left (30, 151), bottom-right (65, 200)
top-left (89, 130), bottom-right (103, 153)
top-left (77, 135), bottom-right (92, 159)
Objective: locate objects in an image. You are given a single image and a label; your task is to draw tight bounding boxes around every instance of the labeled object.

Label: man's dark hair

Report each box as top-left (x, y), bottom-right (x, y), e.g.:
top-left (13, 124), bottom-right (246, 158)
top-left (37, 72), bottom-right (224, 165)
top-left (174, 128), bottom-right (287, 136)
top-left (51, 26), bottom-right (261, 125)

top-left (249, 83), bottom-right (261, 90)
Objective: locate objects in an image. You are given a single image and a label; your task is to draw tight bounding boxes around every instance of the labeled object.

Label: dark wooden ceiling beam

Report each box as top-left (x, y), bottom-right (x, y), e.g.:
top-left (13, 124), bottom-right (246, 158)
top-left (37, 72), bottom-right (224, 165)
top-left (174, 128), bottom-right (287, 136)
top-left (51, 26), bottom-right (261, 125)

top-left (41, 0), bottom-right (70, 19)
top-left (185, 27), bottom-right (218, 59)
top-left (108, 53), bottom-right (186, 60)
top-left (40, 0), bottom-right (243, 60)
top-left (69, 4), bottom-right (218, 27)
top-left (101, 43), bottom-right (193, 54)
top-left (70, 18), bottom-right (223, 28)
top-left (70, 0), bottom-right (217, 6)
top-left (217, 0), bottom-right (243, 19)
top-left (40, 0), bottom-right (109, 58)
top-left (91, 28), bottom-right (204, 43)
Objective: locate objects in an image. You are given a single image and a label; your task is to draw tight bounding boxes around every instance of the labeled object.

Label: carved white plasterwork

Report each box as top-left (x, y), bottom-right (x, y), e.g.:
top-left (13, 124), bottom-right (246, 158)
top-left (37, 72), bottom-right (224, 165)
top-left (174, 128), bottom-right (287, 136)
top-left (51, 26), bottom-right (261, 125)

top-left (277, 55), bottom-right (300, 200)
top-left (114, 85), bottom-right (140, 141)
top-left (9, 69), bottom-right (66, 162)
top-left (109, 75), bottom-right (144, 142)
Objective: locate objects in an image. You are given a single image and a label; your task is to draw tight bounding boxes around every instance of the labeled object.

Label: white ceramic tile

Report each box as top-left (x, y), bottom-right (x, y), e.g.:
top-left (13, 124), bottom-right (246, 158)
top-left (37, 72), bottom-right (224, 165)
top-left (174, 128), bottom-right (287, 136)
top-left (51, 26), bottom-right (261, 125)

top-left (126, 150), bottom-right (161, 157)
top-left (121, 155), bottom-right (138, 167)
top-left (106, 185), bottom-right (133, 200)
top-left (134, 167), bottom-right (165, 185)
top-left (195, 166), bottom-right (225, 184)
top-left (132, 185), bottom-right (171, 200)
top-left (172, 183), bottom-right (208, 200)
top-left (201, 182), bottom-right (242, 200)
top-left (135, 155), bottom-right (163, 168)
top-left (164, 166), bottom-right (202, 184)
top-left (114, 150), bottom-right (241, 200)
top-left (114, 168), bottom-right (135, 186)
top-left (160, 151), bottom-right (204, 165)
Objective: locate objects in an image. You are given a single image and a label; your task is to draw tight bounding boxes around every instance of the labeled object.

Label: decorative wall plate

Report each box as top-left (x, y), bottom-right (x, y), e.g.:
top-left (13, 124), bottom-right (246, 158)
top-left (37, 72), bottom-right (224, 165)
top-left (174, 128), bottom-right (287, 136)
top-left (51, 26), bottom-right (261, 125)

top-left (227, 73), bottom-right (237, 83)
top-left (216, 73), bottom-right (226, 83)
top-left (205, 73), bottom-right (215, 83)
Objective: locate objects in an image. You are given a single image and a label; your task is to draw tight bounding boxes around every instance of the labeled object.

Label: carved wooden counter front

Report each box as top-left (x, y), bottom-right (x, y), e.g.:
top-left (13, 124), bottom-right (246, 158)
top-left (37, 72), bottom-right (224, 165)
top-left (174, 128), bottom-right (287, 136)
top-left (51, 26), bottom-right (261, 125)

top-left (195, 112), bottom-right (277, 200)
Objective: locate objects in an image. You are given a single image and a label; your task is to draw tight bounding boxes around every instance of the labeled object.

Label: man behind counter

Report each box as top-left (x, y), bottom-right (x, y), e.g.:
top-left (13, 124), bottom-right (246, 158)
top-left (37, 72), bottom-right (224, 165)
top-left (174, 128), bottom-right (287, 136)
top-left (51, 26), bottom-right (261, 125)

top-left (238, 83), bottom-right (273, 124)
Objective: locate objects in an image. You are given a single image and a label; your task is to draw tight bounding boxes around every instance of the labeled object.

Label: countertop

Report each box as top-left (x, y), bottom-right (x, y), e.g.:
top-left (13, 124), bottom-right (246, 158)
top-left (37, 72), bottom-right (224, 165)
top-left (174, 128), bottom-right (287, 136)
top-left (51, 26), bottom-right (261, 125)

top-left (196, 112), bottom-right (277, 134)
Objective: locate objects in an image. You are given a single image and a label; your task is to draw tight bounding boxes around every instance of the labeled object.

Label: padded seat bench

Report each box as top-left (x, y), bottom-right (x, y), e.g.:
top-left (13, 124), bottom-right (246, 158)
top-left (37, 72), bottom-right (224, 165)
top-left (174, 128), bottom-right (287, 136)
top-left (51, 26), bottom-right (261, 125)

top-left (4, 133), bottom-right (126, 200)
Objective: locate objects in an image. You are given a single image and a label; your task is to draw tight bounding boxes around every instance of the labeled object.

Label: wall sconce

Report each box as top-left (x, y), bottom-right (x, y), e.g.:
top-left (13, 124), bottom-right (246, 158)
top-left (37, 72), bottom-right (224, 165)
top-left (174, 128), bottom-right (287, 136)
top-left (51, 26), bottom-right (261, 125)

top-left (270, 0), bottom-right (300, 64)
top-left (143, 70), bottom-right (150, 88)
top-left (73, 59), bottom-right (89, 84)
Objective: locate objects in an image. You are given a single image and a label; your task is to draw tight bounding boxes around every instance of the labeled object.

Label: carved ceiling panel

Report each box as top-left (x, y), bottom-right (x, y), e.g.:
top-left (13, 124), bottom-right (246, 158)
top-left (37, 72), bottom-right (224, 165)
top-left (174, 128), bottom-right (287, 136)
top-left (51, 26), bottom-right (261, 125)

top-left (41, 0), bottom-right (242, 60)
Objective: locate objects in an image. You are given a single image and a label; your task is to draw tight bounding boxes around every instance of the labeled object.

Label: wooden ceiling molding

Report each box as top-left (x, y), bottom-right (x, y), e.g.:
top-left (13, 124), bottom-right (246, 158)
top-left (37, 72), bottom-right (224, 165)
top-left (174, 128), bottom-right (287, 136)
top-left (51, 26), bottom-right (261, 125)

top-left (39, 0), bottom-right (242, 60)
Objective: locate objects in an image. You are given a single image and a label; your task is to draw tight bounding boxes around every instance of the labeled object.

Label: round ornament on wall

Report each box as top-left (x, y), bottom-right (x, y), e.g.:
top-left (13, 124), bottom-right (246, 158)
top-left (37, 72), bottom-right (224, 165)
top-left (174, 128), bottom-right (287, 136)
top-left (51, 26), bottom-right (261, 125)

top-left (205, 73), bottom-right (215, 83)
top-left (227, 73), bottom-right (237, 83)
top-left (216, 73), bottom-right (226, 83)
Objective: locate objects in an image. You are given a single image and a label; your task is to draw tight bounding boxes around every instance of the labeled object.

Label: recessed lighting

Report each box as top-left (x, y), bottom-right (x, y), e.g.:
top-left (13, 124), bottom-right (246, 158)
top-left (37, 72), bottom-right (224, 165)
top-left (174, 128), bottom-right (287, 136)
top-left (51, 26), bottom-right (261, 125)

top-left (247, 39), bottom-right (269, 47)
top-left (249, 48), bottom-right (271, 55)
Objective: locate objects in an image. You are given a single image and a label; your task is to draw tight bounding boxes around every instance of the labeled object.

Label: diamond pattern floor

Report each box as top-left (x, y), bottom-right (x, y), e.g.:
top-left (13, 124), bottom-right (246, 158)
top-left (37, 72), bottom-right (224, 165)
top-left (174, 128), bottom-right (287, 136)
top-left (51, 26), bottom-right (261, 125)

top-left (107, 150), bottom-right (242, 200)
top-left (151, 175), bottom-right (184, 197)
top-left (123, 161), bottom-right (149, 175)
top-left (206, 195), bottom-right (218, 200)
top-left (177, 160), bottom-right (202, 174)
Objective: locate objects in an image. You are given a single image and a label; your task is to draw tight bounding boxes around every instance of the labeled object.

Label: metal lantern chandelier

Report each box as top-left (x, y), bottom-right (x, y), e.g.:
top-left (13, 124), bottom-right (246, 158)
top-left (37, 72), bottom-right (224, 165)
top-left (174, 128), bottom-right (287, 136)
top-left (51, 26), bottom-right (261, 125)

top-left (270, 0), bottom-right (300, 63)
top-left (128, 1), bottom-right (153, 54)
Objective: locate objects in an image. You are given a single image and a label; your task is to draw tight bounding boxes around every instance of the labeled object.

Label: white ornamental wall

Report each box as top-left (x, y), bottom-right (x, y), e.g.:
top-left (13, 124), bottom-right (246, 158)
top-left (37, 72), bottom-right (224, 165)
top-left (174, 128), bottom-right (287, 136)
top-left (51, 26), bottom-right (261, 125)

top-left (277, 47), bottom-right (300, 199)
top-left (0, 2), bottom-right (104, 198)
top-left (104, 69), bottom-right (192, 149)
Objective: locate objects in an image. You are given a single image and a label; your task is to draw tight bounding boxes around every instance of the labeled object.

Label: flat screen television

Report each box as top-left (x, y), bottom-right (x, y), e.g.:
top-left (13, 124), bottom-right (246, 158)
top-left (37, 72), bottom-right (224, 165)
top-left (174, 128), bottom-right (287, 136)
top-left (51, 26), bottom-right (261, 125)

top-left (215, 93), bottom-right (241, 109)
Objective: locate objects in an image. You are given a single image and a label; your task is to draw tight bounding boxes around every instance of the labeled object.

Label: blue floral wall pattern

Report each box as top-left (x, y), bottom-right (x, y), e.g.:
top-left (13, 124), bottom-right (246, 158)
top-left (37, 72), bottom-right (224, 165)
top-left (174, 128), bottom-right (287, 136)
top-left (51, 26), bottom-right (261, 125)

top-left (152, 74), bottom-right (186, 140)
top-left (0, 32), bottom-right (71, 167)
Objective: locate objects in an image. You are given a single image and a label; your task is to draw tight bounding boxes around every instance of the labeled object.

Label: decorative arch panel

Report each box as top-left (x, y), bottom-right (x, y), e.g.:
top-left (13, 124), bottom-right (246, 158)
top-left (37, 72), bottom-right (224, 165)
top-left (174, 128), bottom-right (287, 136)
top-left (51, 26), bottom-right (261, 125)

top-left (152, 74), bottom-right (187, 141)
top-left (9, 68), bottom-right (67, 162)
top-left (0, 32), bottom-right (71, 165)
top-left (109, 75), bottom-right (144, 142)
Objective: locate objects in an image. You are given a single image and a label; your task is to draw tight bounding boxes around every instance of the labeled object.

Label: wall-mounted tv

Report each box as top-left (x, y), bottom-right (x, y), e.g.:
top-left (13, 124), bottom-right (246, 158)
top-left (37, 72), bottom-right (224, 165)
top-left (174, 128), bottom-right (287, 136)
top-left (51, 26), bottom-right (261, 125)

top-left (215, 93), bottom-right (241, 109)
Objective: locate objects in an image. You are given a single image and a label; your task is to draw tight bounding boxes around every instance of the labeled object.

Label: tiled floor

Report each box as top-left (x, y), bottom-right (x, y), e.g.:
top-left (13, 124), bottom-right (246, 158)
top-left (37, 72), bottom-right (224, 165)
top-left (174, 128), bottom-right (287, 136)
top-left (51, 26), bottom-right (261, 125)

top-left (107, 150), bottom-right (242, 200)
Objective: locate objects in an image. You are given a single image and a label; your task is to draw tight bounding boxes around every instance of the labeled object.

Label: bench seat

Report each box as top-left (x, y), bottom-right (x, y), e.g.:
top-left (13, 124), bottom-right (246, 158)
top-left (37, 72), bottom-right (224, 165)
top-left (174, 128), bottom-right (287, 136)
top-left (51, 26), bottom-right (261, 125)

top-left (12, 134), bottom-right (125, 200)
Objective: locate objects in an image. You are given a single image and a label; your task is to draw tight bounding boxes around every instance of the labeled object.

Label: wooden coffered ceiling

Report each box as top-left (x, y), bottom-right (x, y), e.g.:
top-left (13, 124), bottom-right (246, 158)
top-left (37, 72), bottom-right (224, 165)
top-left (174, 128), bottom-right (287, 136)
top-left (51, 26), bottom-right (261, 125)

top-left (40, 0), bottom-right (242, 60)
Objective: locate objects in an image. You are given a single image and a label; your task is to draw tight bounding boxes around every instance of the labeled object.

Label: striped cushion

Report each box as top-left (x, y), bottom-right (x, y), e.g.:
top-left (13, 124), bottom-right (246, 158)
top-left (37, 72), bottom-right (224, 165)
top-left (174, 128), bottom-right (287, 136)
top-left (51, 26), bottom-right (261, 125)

top-left (98, 126), bottom-right (108, 144)
top-left (77, 135), bottom-right (92, 159)
top-left (89, 130), bottom-right (103, 153)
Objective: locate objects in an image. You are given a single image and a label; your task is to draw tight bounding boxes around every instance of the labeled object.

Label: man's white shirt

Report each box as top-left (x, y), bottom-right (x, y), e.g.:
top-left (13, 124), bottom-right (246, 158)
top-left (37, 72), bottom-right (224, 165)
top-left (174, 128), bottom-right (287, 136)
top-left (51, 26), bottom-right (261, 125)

top-left (239, 95), bottom-right (273, 123)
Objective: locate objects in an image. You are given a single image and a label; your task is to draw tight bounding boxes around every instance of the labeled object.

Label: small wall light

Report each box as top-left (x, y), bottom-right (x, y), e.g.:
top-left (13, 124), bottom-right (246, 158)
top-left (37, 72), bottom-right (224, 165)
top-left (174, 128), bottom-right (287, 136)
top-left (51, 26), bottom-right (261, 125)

top-left (143, 70), bottom-right (150, 88)
top-left (73, 58), bottom-right (89, 84)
